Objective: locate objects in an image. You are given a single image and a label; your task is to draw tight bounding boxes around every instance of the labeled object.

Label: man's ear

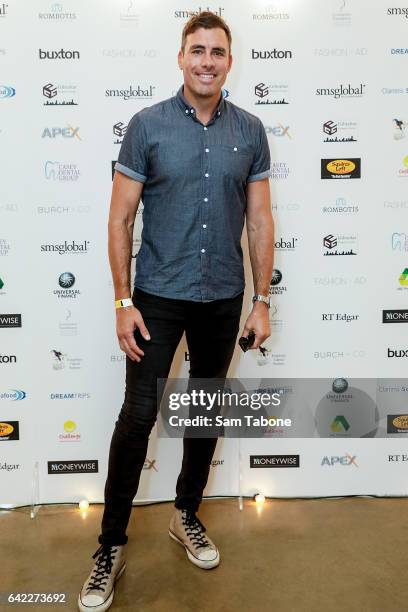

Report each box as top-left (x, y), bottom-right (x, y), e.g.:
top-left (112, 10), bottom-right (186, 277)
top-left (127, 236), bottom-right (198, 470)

top-left (178, 49), bottom-right (184, 70)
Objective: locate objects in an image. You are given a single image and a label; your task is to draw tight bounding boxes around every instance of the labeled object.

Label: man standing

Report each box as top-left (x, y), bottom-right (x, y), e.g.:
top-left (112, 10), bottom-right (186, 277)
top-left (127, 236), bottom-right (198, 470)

top-left (79, 11), bottom-right (273, 612)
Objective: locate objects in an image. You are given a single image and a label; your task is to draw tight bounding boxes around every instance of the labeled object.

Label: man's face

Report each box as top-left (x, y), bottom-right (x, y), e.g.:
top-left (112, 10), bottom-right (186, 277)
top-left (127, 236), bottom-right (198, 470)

top-left (178, 27), bottom-right (232, 100)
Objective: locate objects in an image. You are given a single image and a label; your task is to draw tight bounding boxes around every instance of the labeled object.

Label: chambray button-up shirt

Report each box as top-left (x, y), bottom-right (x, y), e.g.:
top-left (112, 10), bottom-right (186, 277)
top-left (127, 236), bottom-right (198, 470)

top-left (115, 86), bottom-right (271, 302)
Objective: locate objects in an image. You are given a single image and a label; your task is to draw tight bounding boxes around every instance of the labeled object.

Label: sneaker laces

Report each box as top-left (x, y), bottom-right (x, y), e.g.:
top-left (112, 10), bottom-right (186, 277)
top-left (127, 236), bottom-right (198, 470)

top-left (86, 544), bottom-right (117, 592)
top-left (181, 510), bottom-right (211, 550)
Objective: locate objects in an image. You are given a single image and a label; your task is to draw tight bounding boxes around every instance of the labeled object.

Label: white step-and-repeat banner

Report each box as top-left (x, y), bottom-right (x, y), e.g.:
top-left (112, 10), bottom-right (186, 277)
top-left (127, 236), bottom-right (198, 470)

top-left (1, 0), bottom-right (408, 507)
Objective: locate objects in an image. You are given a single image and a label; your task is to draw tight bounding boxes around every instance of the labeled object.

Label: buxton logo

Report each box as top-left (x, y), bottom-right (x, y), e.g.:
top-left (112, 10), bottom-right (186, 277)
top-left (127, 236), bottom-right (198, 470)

top-left (0, 314), bottom-right (22, 328)
top-left (0, 421), bottom-right (19, 441)
top-left (315, 83), bottom-right (365, 99)
top-left (388, 414), bottom-right (408, 433)
top-left (40, 240), bottom-right (89, 254)
top-left (0, 354), bottom-right (16, 364)
top-left (387, 348), bottom-right (408, 357)
top-left (0, 86), bottom-right (15, 98)
top-left (321, 158), bottom-right (361, 179)
top-left (47, 460), bottom-right (98, 474)
top-left (39, 48), bottom-right (80, 60)
top-left (252, 49), bottom-right (292, 60)
top-left (383, 309), bottom-right (408, 323)
top-left (249, 454), bottom-right (300, 468)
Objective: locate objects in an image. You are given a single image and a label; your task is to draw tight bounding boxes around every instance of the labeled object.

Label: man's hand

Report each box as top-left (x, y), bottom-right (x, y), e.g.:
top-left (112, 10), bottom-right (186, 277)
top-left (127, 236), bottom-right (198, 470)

top-left (116, 305), bottom-right (151, 362)
top-left (241, 302), bottom-right (270, 350)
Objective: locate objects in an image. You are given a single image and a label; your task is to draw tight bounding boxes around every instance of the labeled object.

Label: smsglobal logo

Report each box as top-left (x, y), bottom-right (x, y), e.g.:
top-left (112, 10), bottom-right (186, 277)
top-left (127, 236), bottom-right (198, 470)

top-left (41, 240), bottom-right (89, 255)
top-left (174, 7), bottom-right (224, 18)
top-left (316, 83), bottom-right (365, 99)
top-left (105, 85), bottom-right (155, 100)
top-left (387, 7), bottom-right (408, 18)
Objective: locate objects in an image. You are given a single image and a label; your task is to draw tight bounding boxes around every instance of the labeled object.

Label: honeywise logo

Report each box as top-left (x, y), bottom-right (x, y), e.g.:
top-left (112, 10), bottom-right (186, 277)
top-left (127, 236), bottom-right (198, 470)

top-left (39, 48), bottom-right (80, 60)
top-left (0, 421), bottom-right (19, 441)
top-left (321, 453), bottom-right (358, 466)
top-left (250, 454), bottom-right (299, 467)
top-left (316, 83), bottom-right (365, 99)
top-left (105, 85), bottom-right (155, 100)
top-left (252, 48), bottom-right (292, 60)
top-left (47, 460), bottom-right (98, 474)
top-left (0, 86), bottom-right (15, 99)
top-left (387, 7), bottom-right (408, 18)
top-left (174, 7), bottom-right (224, 18)
top-left (45, 161), bottom-right (80, 181)
top-left (0, 314), bottom-right (21, 328)
top-left (41, 240), bottom-right (89, 255)
top-left (383, 309), bottom-right (408, 323)
top-left (321, 158), bottom-right (361, 179)
top-left (0, 390), bottom-right (26, 401)
top-left (388, 415), bottom-right (408, 433)
top-left (42, 126), bottom-right (81, 140)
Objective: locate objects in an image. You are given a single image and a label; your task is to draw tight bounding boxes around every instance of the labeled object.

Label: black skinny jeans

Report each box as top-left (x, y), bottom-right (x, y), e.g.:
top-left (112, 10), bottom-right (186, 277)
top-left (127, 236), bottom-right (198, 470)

top-left (100, 287), bottom-right (243, 546)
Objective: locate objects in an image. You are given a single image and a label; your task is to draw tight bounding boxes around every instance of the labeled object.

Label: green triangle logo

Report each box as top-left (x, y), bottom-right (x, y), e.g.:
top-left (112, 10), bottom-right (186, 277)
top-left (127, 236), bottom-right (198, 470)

top-left (0, 277), bottom-right (4, 290)
top-left (331, 415), bottom-right (350, 432)
top-left (399, 268), bottom-right (408, 286)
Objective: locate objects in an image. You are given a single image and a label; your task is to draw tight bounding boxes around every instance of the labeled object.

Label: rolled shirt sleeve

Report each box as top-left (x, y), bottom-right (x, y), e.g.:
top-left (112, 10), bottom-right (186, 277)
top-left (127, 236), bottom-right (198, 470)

top-left (115, 113), bottom-right (148, 183)
top-left (247, 119), bottom-right (271, 183)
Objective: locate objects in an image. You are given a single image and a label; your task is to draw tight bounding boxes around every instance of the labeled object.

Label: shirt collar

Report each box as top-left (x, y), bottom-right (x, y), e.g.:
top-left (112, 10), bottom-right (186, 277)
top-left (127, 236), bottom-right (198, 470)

top-left (175, 85), bottom-right (225, 122)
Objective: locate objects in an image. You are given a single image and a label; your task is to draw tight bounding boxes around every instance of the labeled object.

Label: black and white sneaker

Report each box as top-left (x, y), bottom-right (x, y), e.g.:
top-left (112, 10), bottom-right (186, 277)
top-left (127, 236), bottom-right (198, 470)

top-left (78, 544), bottom-right (126, 612)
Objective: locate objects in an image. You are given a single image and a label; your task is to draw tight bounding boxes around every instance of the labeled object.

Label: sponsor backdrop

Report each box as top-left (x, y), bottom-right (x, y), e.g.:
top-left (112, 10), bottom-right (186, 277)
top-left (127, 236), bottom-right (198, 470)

top-left (1, 0), bottom-right (408, 507)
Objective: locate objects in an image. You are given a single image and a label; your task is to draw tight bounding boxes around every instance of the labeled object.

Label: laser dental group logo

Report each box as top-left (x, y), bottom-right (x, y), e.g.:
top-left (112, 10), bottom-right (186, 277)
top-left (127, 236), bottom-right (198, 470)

top-left (41, 240), bottom-right (90, 255)
top-left (44, 161), bottom-right (80, 182)
top-left (254, 82), bottom-right (289, 106)
top-left (0, 86), bottom-right (15, 99)
top-left (0, 239), bottom-right (10, 256)
top-left (43, 83), bottom-right (78, 106)
top-left (321, 158), bottom-right (361, 179)
top-left (105, 85), bottom-right (156, 101)
top-left (323, 234), bottom-right (358, 256)
top-left (271, 162), bottom-right (290, 179)
top-left (316, 83), bottom-right (365, 99)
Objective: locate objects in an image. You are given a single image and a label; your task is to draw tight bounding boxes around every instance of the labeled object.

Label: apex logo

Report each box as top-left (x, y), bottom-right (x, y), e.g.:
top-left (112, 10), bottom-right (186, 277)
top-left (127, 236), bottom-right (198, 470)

top-left (321, 453), bottom-right (357, 466)
top-left (143, 458), bottom-right (158, 471)
top-left (42, 126), bottom-right (81, 140)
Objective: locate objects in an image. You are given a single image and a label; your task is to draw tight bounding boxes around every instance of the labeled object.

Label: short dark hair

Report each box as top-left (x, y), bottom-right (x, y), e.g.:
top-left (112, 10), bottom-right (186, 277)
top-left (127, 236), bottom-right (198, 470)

top-left (181, 11), bottom-right (232, 53)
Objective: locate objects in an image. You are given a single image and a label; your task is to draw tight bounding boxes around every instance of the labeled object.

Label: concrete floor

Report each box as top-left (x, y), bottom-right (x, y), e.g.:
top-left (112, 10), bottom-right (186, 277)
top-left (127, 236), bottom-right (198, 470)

top-left (2, 497), bottom-right (408, 612)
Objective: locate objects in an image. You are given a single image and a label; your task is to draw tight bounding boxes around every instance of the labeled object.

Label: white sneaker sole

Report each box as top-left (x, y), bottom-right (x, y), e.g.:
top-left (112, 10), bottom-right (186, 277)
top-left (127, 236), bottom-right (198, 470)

top-left (168, 530), bottom-right (220, 569)
top-left (77, 562), bottom-right (126, 612)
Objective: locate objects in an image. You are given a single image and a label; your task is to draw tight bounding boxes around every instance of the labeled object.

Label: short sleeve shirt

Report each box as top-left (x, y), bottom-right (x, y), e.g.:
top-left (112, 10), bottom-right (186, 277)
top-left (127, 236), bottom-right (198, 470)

top-left (115, 86), bottom-right (271, 302)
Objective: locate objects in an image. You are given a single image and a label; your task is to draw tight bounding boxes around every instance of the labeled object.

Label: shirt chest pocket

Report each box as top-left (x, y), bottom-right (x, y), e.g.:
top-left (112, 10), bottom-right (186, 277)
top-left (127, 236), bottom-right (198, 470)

top-left (214, 143), bottom-right (254, 182)
top-left (149, 142), bottom-right (201, 180)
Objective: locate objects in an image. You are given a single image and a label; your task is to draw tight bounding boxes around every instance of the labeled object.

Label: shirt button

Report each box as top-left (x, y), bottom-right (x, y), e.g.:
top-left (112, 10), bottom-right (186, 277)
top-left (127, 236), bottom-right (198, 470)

top-left (204, 197), bottom-right (208, 202)
top-left (233, 147), bottom-right (238, 151)
top-left (217, 111), bottom-right (221, 115)
top-left (205, 148), bottom-right (209, 153)
top-left (185, 109), bottom-right (189, 114)
top-left (203, 127), bottom-right (208, 131)
top-left (190, 109), bottom-right (194, 114)
top-left (205, 173), bottom-right (209, 178)
top-left (203, 224), bottom-right (207, 228)
top-left (201, 248), bottom-right (206, 253)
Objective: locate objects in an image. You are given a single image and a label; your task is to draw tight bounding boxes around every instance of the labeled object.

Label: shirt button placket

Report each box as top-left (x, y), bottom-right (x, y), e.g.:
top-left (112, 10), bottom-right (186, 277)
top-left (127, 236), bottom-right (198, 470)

top-left (200, 124), bottom-right (210, 300)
